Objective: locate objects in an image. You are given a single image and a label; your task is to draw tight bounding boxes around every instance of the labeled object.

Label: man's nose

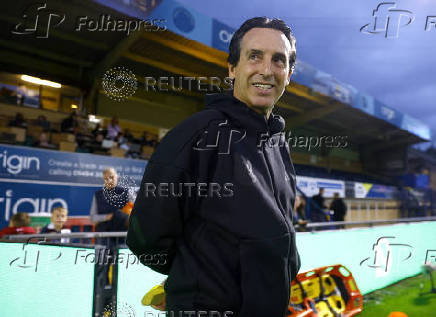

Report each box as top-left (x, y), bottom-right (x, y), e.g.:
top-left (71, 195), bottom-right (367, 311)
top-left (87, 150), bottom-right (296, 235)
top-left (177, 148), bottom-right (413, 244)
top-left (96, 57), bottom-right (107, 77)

top-left (259, 59), bottom-right (273, 78)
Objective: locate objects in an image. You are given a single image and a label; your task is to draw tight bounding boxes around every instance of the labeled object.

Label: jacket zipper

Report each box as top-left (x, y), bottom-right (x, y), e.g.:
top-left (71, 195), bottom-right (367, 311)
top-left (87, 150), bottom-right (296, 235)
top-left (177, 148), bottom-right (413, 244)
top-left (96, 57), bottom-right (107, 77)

top-left (261, 129), bottom-right (292, 316)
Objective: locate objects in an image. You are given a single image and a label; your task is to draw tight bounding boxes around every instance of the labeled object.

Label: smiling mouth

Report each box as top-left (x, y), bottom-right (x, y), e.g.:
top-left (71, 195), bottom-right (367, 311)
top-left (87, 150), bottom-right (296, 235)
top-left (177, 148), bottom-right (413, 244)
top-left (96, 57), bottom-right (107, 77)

top-left (252, 83), bottom-right (274, 90)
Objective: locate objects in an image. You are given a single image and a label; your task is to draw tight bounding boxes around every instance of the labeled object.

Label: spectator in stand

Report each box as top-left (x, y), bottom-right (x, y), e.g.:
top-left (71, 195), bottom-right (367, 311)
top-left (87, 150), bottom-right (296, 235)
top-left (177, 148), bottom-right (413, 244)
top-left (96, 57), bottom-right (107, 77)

top-left (140, 131), bottom-right (151, 146)
top-left (329, 192), bottom-right (347, 229)
top-left (295, 195), bottom-right (307, 221)
top-left (35, 115), bottom-right (50, 130)
top-left (92, 123), bottom-right (104, 137)
top-left (310, 187), bottom-right (328, 222)
top-left (40, 207), bottom-right (71, 234)
top-left (95, 132), bottom-right (104, 143)
top-left (9, 112), bottom-right (27, 128)
top-left (90, 168), bottom-right (131, 255)
top-left (35, 130), bottom-right (55, 148)
top-left (40, 207), bottom-right (71, 243)
top-left (61, 111), bottom-right (79, 133)
top-left (123, 128), bottom-right (134, 143)
top-left (0, 213), bottom-right (36, 238)
top-left (140, 131), bottom-right (156, 146)
top-left (312, 188), bottom-right (326, 210)
top-left (90, 168), bottom-right (130, 231)
top-left (293, 195), bottom-right (308, 232)
top-left (107, 116), bottom-right (121, 140)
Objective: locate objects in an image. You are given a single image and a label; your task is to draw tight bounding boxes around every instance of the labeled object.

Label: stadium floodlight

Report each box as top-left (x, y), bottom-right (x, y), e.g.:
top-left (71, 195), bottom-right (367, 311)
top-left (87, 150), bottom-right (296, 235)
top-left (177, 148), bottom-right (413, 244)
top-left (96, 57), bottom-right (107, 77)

top-left (20, 75), bottom-right (61, 88)
top-left (88, 115), bottom-right (101, 123)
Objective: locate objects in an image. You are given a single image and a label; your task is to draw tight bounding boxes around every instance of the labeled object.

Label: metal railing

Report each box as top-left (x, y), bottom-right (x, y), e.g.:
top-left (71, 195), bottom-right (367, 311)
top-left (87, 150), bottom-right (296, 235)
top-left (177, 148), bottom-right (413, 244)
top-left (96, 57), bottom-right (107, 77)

top-left (298, 216), bottom-right (436, 231)
top-left (4, 216), bottom-right (436, 241)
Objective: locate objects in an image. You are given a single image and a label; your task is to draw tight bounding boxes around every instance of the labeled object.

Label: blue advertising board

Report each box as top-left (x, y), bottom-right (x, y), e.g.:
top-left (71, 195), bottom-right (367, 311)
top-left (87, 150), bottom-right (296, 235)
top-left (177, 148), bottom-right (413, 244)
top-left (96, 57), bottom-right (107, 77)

top-left (0, 144), bottom-right (147, 229)
top-left (212, 18), bottom-right (235, 53)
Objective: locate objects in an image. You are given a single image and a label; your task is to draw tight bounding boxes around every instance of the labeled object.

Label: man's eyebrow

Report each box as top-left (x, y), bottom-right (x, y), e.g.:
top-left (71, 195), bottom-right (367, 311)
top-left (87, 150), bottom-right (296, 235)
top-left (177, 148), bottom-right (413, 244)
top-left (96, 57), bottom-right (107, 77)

top-left (246, 49), bottom-right (263, 56)
top-left (247, 49), bottom-right (287, 61)
top-left (272, 52), bottom-right (287, 61)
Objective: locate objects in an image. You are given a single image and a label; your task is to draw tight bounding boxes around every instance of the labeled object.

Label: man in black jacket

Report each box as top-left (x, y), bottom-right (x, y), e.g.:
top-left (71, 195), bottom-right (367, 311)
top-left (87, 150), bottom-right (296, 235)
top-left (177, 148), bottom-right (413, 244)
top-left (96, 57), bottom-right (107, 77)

top-left (127, 17), bottom-right (300, 317)
top-left (329, 192), bottom-right (347, 228)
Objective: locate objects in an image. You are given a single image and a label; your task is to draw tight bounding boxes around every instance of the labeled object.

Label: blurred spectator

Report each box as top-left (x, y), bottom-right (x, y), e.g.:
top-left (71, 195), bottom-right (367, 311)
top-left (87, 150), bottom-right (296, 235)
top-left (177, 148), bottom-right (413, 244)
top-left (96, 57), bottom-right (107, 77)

top-left (140, 131), bottom-right (158, 147)
top-left (310, 188), bottom-right (328, 222)
top-left (90, 168), bottom-right (130, 229)
top-left (123, 128), bottom-right (134, 143)
top-left (140, 131), bottom-right (150, 145)
top-left (92, 123), bottom-right (104, 137)
top-left (295, 195), bottom-right (307, 222)
top-left (9, 112), bottom-right (27, 128)
top-left (40, 207), bottom-right (71, 234)
top-left (293, 195), bottom-right (308, 231)
top-left (116, 132), bottom-right (130, 152)
top-left (329, 193), bottom-right (347, 228)
top-left (35, 130), bottom-right (55, 148)
top-left (90, 168), bottom-right (130, 251)
top-left (0, 212), bottom-right (36, 238)
top-left (61, 111), bottom-right (79, 133)
top-left (95, 132), bottom-right (104, 143)
top-left (312, 188), bottom-right (326, 210)
top-left (35, 115), bottom-right (50, 130)
top-left (107, 116), bottom-right (121, 139)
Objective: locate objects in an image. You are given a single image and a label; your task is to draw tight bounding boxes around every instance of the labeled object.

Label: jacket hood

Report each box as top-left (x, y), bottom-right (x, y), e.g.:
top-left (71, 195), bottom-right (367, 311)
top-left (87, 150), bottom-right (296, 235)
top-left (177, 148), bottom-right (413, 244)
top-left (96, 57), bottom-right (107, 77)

top-left (204, 90), bottom-right (285, 135)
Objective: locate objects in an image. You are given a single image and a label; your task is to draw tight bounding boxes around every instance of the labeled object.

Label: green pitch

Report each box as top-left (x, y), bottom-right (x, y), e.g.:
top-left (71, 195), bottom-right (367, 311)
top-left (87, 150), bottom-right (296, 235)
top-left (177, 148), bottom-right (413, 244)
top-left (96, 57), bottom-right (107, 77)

top-left (359, 273), bottom-right (436, 316)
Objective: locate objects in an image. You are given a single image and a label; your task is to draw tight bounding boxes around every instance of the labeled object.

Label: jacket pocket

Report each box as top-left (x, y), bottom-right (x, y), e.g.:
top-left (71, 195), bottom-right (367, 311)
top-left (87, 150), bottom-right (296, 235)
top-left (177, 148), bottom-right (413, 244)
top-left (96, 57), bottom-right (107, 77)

top-left (239, 233), bottom-right (291, 317)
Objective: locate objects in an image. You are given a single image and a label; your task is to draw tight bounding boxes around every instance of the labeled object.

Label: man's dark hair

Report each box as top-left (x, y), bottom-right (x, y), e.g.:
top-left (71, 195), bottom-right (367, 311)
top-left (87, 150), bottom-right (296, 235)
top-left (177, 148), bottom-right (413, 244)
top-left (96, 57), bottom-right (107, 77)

top-left (227, 17), bottom-right (297, 71)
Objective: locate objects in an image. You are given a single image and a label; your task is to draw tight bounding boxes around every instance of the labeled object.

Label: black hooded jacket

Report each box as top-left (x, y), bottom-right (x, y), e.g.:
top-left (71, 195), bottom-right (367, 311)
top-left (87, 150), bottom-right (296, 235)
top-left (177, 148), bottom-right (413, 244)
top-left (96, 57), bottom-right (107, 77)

top-left (127, 91), bottom-right (301, 317)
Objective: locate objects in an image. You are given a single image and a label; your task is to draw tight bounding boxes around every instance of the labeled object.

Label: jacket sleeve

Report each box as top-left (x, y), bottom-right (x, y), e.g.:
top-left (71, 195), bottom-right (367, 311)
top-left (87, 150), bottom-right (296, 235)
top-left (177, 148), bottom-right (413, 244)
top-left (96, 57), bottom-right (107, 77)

top-left (126, 161), bottom-right (192, 275)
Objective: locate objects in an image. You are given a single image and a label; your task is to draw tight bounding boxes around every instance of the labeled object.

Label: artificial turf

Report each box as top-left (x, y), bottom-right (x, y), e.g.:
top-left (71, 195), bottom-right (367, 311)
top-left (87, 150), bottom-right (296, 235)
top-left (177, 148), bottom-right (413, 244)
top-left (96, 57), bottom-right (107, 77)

top-left (358, 273), bottom-right (436, 316)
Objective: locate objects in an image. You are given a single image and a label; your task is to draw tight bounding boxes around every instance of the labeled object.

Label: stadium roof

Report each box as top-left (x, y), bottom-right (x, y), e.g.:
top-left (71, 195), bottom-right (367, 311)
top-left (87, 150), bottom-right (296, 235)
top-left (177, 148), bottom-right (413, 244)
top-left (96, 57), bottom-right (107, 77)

top-left (0, 0), bottom-right (430, 150)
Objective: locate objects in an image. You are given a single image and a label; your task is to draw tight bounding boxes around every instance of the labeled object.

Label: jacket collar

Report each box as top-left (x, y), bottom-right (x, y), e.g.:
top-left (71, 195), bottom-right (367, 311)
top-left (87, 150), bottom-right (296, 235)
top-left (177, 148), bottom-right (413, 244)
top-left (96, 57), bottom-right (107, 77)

top-left (204, 90), bottom-right (285, 135)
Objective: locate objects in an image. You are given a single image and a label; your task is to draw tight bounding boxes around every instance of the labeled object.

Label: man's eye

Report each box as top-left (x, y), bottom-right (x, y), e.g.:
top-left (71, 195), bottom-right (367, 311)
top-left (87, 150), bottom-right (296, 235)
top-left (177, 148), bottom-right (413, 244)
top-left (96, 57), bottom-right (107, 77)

top-left (274, 57), bottom-right (286, 65)
top-left (249, 54), bottom-right (258, 60)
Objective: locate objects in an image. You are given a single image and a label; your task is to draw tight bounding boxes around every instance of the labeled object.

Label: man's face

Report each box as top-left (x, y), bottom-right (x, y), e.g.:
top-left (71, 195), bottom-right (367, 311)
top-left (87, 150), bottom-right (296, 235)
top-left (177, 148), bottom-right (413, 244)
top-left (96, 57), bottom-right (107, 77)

top-left (228, 27), bottom-right (294, 115)
top-left (51, 209), bottom-right (68, 228)
top-left (104, 169), bottom-right (118, 189)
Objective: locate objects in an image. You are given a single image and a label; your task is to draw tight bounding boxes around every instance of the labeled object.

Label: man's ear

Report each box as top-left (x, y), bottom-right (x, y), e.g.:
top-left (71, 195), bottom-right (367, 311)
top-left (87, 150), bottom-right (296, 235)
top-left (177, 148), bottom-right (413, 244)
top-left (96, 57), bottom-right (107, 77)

top-left (228, 62), bottom-right (236, 80)
top-left (285, 68), bottom-right (293, 86)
